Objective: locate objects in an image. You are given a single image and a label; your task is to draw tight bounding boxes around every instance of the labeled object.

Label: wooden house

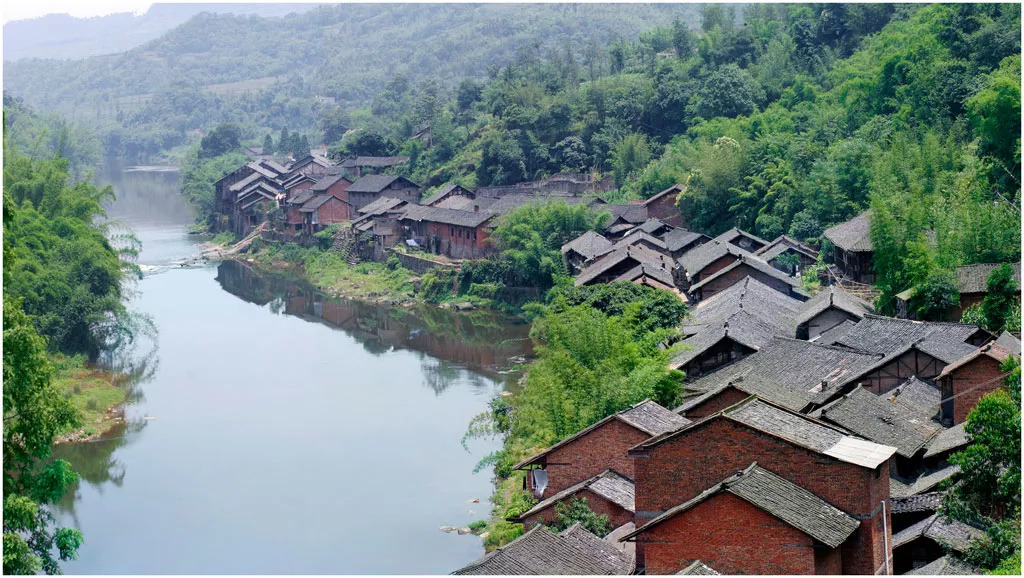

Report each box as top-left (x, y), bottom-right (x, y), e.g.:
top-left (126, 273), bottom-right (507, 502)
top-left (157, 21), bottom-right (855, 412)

top-left (687, 254), bottom-right (809, 302)
top-left (641, 184), bottom-right (685, 227)
top-left (421, 183), bottom-right (475, 207)
top-left (396, 205), bottom-right (495, 259)
top-left (561, 231), bottom-right (613, 274)
top-left (347, 174), bottom-right (421, 211)
top-left (824, 211), bottom-right (875, 284)
top-left (794, 286), bottom-right (874, 340)
top-left (755, 235), bottom-right (819, 274)
top-left (950, 262), bottom-right (1021, 321)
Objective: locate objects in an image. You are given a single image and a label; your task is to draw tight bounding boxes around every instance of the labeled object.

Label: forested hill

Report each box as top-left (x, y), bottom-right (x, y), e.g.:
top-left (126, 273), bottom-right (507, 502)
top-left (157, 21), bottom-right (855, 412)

top-left (3, 3), bottom-right (699, 160)
top-left (2, 3), bottom-right (321, 61)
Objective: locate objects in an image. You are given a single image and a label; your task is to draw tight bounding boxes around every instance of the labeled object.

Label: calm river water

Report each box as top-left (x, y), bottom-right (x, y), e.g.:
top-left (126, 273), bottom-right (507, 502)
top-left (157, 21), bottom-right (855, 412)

top-left (51, 166), bottom-right (531, 574)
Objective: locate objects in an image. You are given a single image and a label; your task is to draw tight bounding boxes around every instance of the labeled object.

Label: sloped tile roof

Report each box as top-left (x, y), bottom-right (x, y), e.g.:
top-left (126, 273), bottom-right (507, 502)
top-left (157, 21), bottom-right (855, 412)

top-left (229, 171), bottom-right (264, 192)
top-left (620, 463), bottom-right (860, 548)
top-left (817, 387), bottom-right (941, 458)
top-left (676, 374), bottom-right (814, 414)
top-left (676, 561), bottom-right (720, 575)
top-left (890, 464), bottom-right (960, 497)
top-left (603, 204), bottom-right (649, 224)
top-left (575, 244), bottom-right (676, 287)
top-left (683, 337), bottom-right (884, 407)
top-left (904, 555), bottom-right (979, 575)
top-left (886, 377), bottom-right (941, 419)
top-left (824, 211), bottom-right (873, 252)
top-left (892, 514), bottom-right (985, 552)
top-left (684, 276), bottom-right (802, 335)
top-left (713, 227), bottom-right (769, 249)
top-left (421, 183), bottom-right (463, 206)
top-left (955, 262), bottom-right (1021, 294)
top-left (688, 254), bottom-right (804, 294)
top-left (357, 196), bottom-right (406, 216)
top-left (399, 204), bottom-right (494, 228)
top-left (678, 239), bottom-right (756, 281)
top-left (299, 194), bottom-right (336, 212)
top-left (287, 189), bottom-right (317, 206)
top-left (565, 230), bottom-right (610, 259)
top-left (923, 423), bottom-right (970, 459)
top-left (514, 400), bottom-right (688, 470)
top-left (613, 230), bottom-right (669, 251)
top-left (309, 173), bottom-right (350, 192)
top-left (825, 315), bottom-right (985, 363)
top-left (348, 174), bottom-right (418, 193)
top-left (663, 228), bottom-right (709, 253)
top-left (671, 311), bottom-right (778, 369)
top-left (755, 235), bottom-right (819, 262)
top-left (995, 330), bottom-right (1022, 355)
top-left (453, 523), bottom-right (631, 575)
top-left (613, 263), bottom-right (677, 288)
top-left (937, 343), bottom-right (1014, 379)
top-left (630, 218), bottom-right (671, 235)
top-left (890, 492), bottom-right (942, 515)
top-left (642, 184), bottom-right (685, 206)
top-left (794, 286), bottom-right (874, 328)
top-left (512, 470), bottom-right (635, 522)
top-left (810, 319), bottom-right (857, 344)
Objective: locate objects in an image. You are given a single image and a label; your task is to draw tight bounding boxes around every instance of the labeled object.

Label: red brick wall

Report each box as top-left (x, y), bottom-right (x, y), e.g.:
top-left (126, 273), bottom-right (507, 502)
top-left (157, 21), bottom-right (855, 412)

top-left (697, 264), bottom-right (792, 300)
top-left (695, 255), bottom-right (738, 282)
top-left (680, 387), bottom-right (749, 419)
top-left (948, 355), bottom-right (1007, 425)
top-left (520, 488), bottom-right (633, 531)
top-left (641, 492), bottom-right (819, 575)
top-left (632, 418), bottom-right (890, 575)
top-left (646, 195), bottom-right (683, 227)
top-left (528, 419), bottom-right (650, 498)
top-left (316, 197), bottom-right (350, 225)
top-left (324, 179), bottom-right (352, 221)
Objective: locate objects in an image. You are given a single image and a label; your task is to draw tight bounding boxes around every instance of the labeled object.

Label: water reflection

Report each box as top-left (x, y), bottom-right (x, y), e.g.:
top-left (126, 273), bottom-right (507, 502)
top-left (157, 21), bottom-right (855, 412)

top-left (215, 259), bottom-right (533, 391)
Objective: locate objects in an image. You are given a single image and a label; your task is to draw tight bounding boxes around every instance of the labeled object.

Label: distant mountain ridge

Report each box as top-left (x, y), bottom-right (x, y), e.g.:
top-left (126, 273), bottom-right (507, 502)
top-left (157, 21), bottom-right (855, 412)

top-left (3, 3), bottom-right (320, 60)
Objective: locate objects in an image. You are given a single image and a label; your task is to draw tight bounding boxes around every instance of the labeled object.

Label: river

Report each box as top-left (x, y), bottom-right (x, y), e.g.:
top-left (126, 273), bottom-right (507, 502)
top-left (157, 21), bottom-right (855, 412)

top-left (51, 165), bottom-right (532, 574)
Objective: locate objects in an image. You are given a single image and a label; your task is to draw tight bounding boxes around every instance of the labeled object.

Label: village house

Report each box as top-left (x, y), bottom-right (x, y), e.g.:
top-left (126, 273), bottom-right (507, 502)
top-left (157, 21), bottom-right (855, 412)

top-left (904, 554), bottom-right (979, 576)
top-left (890, 493), bottom-right (942, 534)
top-left (396, 205), bottom-right (495, 259)
top-left (714, 227), bottom-right (769, 253)
top-left (574, 244), bottom-right (680, 290)
top-left (511, 469), bottom-right (635, 532)
top-left (640, 184), bottom-right (686, 227)
top-left (232, 179), bottom-right (282, 236)
top-left (298, 194), bottom-right (349, 235)
top-left (284, 189), bottom-right (317, 234)
top-left (670, 277), bottom-right (803, 377)
top-left (677, 239), bottom-right (756, 288)
top-left (755, 234), bottom-right (820, 274)
top-left (306, 173), bottom-right (353, 216)
top-left (561, 231), bottom-right (614, 274)
top-left (626, 397), bottom-right (897, 575)
top-left (824, 211), bottom-right (875, 284)
top-left (514, 400), bottom-right (688, 500)
top-left (950, 262), bottom-right (1021, 321)
top-left (937, 341), bottom-right (1015, 425)
top-left (793, 285), bottom-right (875, 339)
top-left (620, 463), bottom-right (862, 575)
top-left (891, 513), bottom-right (985, 574)
top-left (346, 174), bottom-right (421, 211)
top-left (687, 254), bottom-right (810, 302)
top-left (662, 227), bottom-right (709, 259)
top-left (421, 183), bottom-right (475, 207)
top-left (287, 153), bottom-right (335, 176)
top-left (337, 155), bottom-right (409, 180)
top-left (453, 523), bottom-right (632, 575)
top-left (602, 204), bottom-right (651, 238)
top-left (678, 337), bottom-right (884, 416)
top-left (821, 315), bottom-right (991, 395)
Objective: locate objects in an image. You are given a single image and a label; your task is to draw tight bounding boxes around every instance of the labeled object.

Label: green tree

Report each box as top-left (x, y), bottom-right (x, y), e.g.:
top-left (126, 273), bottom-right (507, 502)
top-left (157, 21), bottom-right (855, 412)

top-left (318, 107), bottom-right (350, 146)
top-left (983, 264), bottom-right (1020, 333)
top-left (551, 497), bottom-right (612, 538)
top-left (198, 123), bottom-right (241, 158)
top-left (3, 299), bottom-right (83, 574)
top-left (671, 19), bottom-right (693, 59)
top-left (911, 269), bottom-right (960, 321)
top-left (612, 132), bottom-right (651, 187)
top-left (261, 133), bottom-right (274, 155)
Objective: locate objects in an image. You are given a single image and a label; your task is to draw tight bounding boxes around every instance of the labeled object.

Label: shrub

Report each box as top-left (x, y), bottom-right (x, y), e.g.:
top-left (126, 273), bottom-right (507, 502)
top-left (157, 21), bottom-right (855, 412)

top-left (550, 497), bottom-right (612, 537)
top-left (386, 255), bottom-right (400, 271)
top-left (85, 398), bottom-right (99, 411)
top-left (484, 521), bottom-right (523, 550)
top-left (468, 282), bottom-right (502, 300)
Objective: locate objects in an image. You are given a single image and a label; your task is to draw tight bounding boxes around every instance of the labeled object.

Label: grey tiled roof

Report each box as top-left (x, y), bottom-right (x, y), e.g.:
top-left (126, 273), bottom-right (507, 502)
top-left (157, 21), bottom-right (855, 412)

top-left (995, 330), bottom-right (1022, 355)
top-left (688, 254), bottom-right (803, 295)
top-left (309, 173), bottom-right (349, 192)
top-left (671, 311), bottom-right (779, 369)
top-left (643, 397), bottom-right (897, 469)
top-left (357, 196), bottom-right (406, 216)
top-left (938, 343), bottom-right (1015, 379)
top-left (955, 262), bottom-right (1021, 294)
top-left (892, 514), bottom-right (985, 552)
top-left (229, 171), bottom-right (263, 192)
top-left (287, 190), bottom-right (317, 206)
top-left (890, 465), bottom-right (960, 497)
top-left (810, 319), bottom-right (857, 344)
top-left (663, 228), bottom-right (709, 253)
top-left (561, 231), bottom-right (614, 259)
top-left (613, 264), bottom-right (677, 288)
top-left (683, 276), bottom-right (802, 335)
top-left (676, 561), bottom-right (720, 575)
top-left (826, 315), bottom-right (985, 367)
top-left (824, 211), bottom-right (873, 252)
top-left (684, 337), bottom-right (883, 407)
top-left (886, 377), bottom-right (941, 420)
top-left (512, 470), bottom-right (635, 522)
top-left (713, 227), bottom-right (769, 249)
top-left (794, 286), bottom-right (874, 328)
top-left (890, 492), bottom-right (942, 514)
top-left (620, 463), bottom-right (860, 548)
top-left (613, 230), bottom-right (669, 252)
top-left (453, 524), bottom-right (631, 575)
top-left (575, 244), bottom-right (675, 287)
top-left (348, 174), bottom-right (418, 193)
top-left (676, 374), bottom-right (815, 414)
top-left (421, 183), bottom-right (463, 206)
top-left (923, 423), bottom-right (970, 459)
top-left (399, 204), bottom-right (494, 228)
top-left (631, 218), bottom-right (671, 235)
top-left (514, 400), bottom-right (687, 470)
top-left (755, 235), bottom-right (819, 262)
top-left (904, 555), bottom-right (979, 575)
top-left (299, 194), bottom-right (335, 212)
top-left (818, 387), bottom-right (941, 458)
top-left (603, 204), bottom-right (649, 224)
top-left (678, 239), bottom-right (756, 281)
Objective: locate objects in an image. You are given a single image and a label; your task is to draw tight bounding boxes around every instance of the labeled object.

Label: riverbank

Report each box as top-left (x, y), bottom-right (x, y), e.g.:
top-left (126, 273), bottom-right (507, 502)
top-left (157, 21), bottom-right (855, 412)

top-left (51, 355), bottom-right (130, 443)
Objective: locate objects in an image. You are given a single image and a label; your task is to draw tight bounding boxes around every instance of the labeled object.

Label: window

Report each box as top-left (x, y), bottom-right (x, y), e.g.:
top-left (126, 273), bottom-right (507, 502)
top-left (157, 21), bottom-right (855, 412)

top-left (458, 228), bottom-right (463, 238)
top-left (473, 230), bottom-right (477, 241)
top-left (450, 226), bottom-right (455, 236)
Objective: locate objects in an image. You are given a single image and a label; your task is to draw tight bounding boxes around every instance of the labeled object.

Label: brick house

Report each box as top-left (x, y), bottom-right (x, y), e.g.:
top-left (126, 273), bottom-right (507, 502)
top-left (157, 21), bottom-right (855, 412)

top-left (514, 400), bottom-right (688, 499)
top-left (950, 262), bottom-right (1021, 321)
top-left (937, 342), bottom-right (1014, 425)
top-left (687, 255), bottom-right (810, 302)
top-left (453, 523), bottom-right (632, 575)
top-left (620, 463), bottom-right (861, 575)
top-left (284, 189), bottom-right (317, 235)
top-left (627, 397), bottom-right (897, 575)
top-left (346, 174), bottom-right (421, 211)
top-left (299, 194), bottom-right (349, 235)
top-left (662, 228), bottom-right (710, 260)
top-left (511, 469), bottom-right (635, 532)
top-left (714, 227), bottom-right (769, 253)
top-left (421, 183), bottom-right (475, 207)
top-left (397, 205), bottom-right (495, 259)
top-left (561, 231), bottom-right (614, 274)
top-left (677, 239), bottom-right (755, 288)
top-left (794, 286), bottom-right (875, 340)
top-left (641, 184), bottom-right (686, 227)
top-left (574, 244), bottom-right (680, 289)
top-left (824, 211), bottom-right (875, 284)
top-left (307, 173), bottom-right (353, 218)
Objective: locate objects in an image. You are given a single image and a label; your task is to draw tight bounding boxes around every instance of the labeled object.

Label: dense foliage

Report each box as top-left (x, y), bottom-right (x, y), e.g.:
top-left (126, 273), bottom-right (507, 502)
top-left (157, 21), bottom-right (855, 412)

top-left (3, 143), bottom-right (142, 355)
top-left (550, 497), bottom-right (612, 538)
top-left (943, 357), bottom-right (1021, 571)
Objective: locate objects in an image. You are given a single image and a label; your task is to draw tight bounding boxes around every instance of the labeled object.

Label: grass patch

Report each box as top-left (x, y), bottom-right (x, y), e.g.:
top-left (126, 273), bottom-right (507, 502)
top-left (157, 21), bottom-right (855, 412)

top-left (252, 243), bottom-right (418, 301)
top-left (210, 231), bottom-right (237, 246)
top-left (50, 354), bottom-right (126, 436)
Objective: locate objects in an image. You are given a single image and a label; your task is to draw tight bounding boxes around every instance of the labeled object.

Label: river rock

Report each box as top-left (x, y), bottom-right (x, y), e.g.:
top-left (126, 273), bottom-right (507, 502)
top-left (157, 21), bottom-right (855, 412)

top-left (440, 526), bottom-right (456, 533)
top-left (457, 527), bottom-right (472, 535)
top-left (454, 302), bottom-right (474, 311)
top-left (498, 391), bottom-right (513, 397)
top-left (466, 498), bottom-right (480, 503)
